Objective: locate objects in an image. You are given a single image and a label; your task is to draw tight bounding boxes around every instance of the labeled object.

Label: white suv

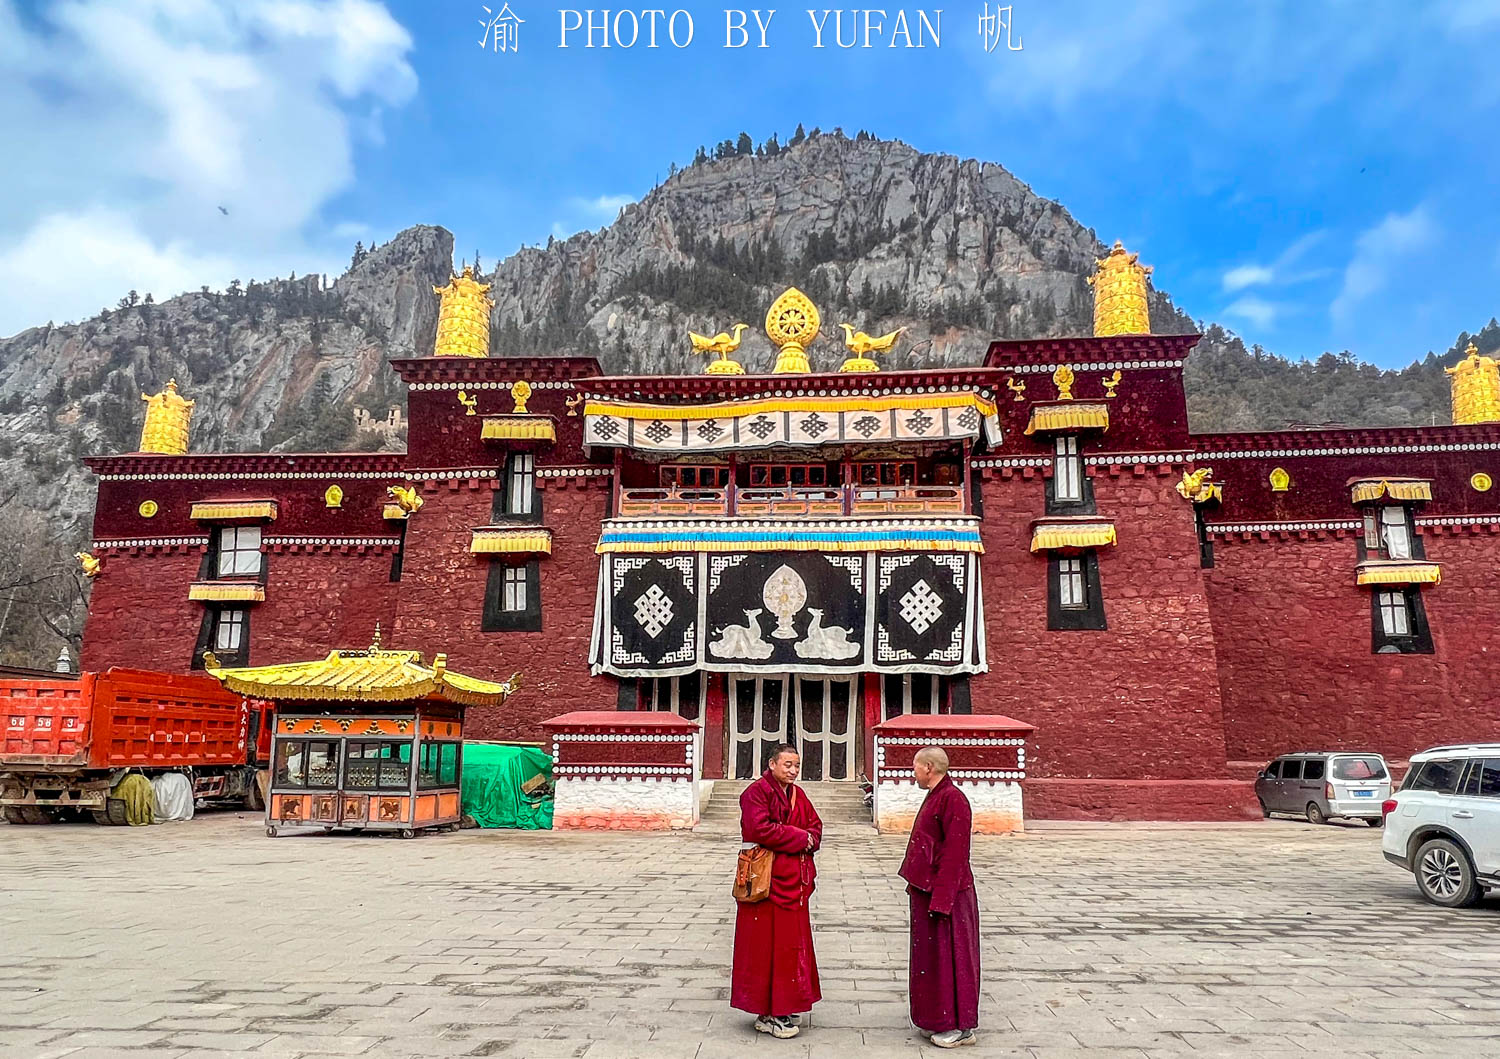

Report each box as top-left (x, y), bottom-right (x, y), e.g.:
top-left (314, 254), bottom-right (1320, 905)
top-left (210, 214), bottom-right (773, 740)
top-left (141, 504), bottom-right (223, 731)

top-left (1382, 745), bottom-right (1500, 908)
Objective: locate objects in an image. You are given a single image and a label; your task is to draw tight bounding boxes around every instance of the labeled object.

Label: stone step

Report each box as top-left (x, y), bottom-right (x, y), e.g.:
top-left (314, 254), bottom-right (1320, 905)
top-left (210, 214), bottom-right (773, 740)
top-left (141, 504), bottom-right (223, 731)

top-left (698, 779), bottom-right (870, 830)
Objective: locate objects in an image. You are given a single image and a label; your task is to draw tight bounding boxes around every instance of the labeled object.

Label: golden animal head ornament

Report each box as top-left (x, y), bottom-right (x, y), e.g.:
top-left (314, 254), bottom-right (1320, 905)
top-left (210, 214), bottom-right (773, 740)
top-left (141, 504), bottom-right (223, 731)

top-left (387, 485), bottom-right (424, 514)
top-left (75, 552), bottom-right (101, 578)
top-left (1176, 468), bottom-right (1222, 504)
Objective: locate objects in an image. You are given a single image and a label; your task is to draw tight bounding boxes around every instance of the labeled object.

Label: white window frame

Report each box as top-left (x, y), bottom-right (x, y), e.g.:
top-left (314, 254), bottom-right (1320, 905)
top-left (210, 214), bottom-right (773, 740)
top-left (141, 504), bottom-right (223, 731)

top-left (1377, 590), bottom-right (1411, 637)
top-left (507, 452), bottom-right (535, 516)
top-left (1058, 556), bottom-right (1087, 608)
top-left (501, 565), bottom-right (527, 612)
top-left (1054, 436), bottom-right (1083, 502)
top-left (216, 526), bottom-right (262, 578)
top-left (213, 608), bottom-right (247, 652)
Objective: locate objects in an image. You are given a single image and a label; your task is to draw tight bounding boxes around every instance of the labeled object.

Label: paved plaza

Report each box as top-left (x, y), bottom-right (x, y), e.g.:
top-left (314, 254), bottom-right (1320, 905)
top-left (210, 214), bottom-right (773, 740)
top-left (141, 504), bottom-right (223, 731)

top-left (2, 805), bottom-right (1498, 1059)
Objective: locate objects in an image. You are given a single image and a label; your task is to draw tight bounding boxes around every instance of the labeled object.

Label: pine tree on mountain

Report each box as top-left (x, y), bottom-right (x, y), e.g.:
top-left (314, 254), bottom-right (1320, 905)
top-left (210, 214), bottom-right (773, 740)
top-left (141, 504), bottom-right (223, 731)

top-left (351, 242), bottom-right (364, 269)
top-left (737, 132), bottom-right (753, 156)
top-left (694, 145), bottom-right (707, 165)
top-left (789, 123), bottom-right (806, 147)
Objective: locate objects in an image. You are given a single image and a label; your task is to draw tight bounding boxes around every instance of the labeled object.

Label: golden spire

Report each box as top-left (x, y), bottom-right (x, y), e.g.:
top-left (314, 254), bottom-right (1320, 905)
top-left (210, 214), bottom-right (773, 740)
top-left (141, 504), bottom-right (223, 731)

top-left (1088, 241), bottom-right (1152, 337)
top-left (139, 379), bottom-right (194, 454)
top-left (765, 288), bottom-right (820, 374)
top-left (432, 265), bottom-right (494, 358)
top-left (1446, 343), bottom-right (1500, 425)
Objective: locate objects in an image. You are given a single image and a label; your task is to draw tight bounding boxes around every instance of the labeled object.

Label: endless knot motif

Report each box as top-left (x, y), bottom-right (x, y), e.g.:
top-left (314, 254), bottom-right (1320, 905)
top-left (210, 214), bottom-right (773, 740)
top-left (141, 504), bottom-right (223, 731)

top-left (746, 415), bottom-right (777, 440)
top-left (633, 585), bottom-right (674, 638)
top-left (956, 407), bottom-right (980, 431)
top-left (592, 417), bottom-right (622, 441)
top-left (644, 419), bottom-right (673, 444)
top-left (696, 419), bottom-right (725, 442)
top-left (851, 414), bottom-right (882, 438)
top-left (899, 579), bottom-right (944, 634)
top-left (905, 410), bottom-right (935, 435)
top-left (798, 413), bottom-right (830, 438)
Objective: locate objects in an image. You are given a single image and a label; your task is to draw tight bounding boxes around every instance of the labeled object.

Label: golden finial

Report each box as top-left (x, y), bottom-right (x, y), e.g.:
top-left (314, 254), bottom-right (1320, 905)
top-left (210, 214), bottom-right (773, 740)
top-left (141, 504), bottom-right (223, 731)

top-left (432, 264), bottom-right (493, 358)
top-left (1088, 241), bottom-right (1152, 337)
top-left (1052, 364), bottom-right (1075, 401)
top-left (765, 288), bottom-right (820, 374)
top-left (324, 485), bottom-right (343, 508)
top-left (370, 622), bottom-right (383, 654)
top-left (139, 379), bottom-right (194, 455)
top-left (1176, 468), bottom-right (1222, 504)
top-left (690, 324), bottom-right (749, 375)
top-left (837, 323), bottom-right (904, 372)
top-left (1446, 342), bottom-right (1500, 425)
top-left (511, 381), bottom-right (533, 413)
top-left (1006, 377), bottom-right (1026, 402)
top-left (387, 485), bottom-right (424, 514)
top-left (564, 393), bottom-right (584, 417)
top-left (1103, 370), bottom-right (1122, 398)
top-left (457, 390), bottom-right (478, 416)
top-left (75, 552), bottom-right (101, 578)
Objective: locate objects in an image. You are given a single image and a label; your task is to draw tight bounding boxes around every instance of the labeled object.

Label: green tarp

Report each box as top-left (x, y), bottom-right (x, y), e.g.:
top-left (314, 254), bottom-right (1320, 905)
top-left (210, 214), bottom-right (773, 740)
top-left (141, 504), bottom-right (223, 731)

top-left (460, 742), bottom-right (553, 829)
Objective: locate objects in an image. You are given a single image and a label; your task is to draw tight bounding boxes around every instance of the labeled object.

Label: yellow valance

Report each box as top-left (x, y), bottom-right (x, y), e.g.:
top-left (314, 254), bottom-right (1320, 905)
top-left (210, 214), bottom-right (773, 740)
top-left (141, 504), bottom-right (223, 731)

top-left (1349, 478), bottom-right (1433, 504)
top-left (471, 527), bottom-right (553, 555)
top-left (1030, 520), bottom-right (1118, 552)
top-left (188, 582), bottom-right (265, 602)
top-left (190, 500), bottom-right (277, 521)
top-left (1356, 561), bottom-right (1441, 587)
top-left (207, 645), bottom-right (520, 708)
top-left (482, 416), bottom-right (557, 442)
top-left (381, 504), bottom-right (409, 521)
top-left (1023, 402), bottom-right (1110, 435)
top-left (584, 391), bottom-right (997, 423)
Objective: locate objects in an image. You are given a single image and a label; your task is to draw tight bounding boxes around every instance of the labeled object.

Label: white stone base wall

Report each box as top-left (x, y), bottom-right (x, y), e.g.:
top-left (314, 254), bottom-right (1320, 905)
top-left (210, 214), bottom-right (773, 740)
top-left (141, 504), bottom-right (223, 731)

top-left (875, 779), bottom-right (1024, 834)
top-left (552, 776), bottom-right (698, 831)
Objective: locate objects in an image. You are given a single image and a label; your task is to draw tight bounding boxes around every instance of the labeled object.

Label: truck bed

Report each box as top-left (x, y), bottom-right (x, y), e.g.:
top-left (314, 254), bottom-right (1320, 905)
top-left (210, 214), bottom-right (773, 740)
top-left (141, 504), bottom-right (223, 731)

top-left (2, 668), bottom-right (247, 772)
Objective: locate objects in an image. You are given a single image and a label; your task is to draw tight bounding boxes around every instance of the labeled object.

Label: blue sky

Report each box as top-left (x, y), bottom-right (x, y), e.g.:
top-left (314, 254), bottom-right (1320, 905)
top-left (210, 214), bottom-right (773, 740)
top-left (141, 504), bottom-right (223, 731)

top-left (2, 0), bottom-right (1498, 367)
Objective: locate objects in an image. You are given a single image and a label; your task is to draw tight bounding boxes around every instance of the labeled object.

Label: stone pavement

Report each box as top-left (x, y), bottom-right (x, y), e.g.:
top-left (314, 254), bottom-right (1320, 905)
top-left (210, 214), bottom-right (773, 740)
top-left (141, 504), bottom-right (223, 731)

top-left (2, 808), bottom-right (1498, 1059)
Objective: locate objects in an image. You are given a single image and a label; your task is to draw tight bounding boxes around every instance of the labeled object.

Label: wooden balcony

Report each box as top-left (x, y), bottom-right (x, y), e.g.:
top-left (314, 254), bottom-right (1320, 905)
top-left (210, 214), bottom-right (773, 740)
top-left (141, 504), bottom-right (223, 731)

top-left (615, 484), bottom-right (966, 519)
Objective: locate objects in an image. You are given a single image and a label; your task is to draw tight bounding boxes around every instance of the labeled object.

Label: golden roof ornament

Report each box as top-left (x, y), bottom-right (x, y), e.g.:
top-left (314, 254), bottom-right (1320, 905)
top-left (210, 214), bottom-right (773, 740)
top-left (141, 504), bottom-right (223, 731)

top-left (837, 323), bottom-right (905, 373)
top-left (432, 265), bottom-right (494, 358)
top-left (1088, 241), bottom-right (1152, 337)
top-left (511, 380), bottom-right (533, 413)
top-left (1176, 468), bottom-right (1223, 504)
top-left (765, 288), bottom-right (820, 374)
top-left (689, 324), bottom-right (748, 375)
top-left (75, 552), bottom-right (101, 578)
top-left (1052, 364), bottom-right (1075, 401)
top-left (139, 379), bottom-right (194, 455)
top-left (1445, 342), bottom-right (1500, 425)
top-left (387, 485), bottom-right (424, 515)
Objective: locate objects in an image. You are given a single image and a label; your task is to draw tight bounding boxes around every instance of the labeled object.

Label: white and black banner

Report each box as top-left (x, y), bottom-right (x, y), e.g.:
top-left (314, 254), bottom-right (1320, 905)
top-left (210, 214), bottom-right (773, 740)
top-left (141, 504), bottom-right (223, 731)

top-left (589, 551), bottom-right (987, 677)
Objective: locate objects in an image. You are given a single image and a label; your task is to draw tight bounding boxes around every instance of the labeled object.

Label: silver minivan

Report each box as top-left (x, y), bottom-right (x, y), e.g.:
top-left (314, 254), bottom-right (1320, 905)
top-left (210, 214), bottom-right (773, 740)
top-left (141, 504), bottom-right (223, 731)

top-left (1255, 751), bottom-right (1393, 826)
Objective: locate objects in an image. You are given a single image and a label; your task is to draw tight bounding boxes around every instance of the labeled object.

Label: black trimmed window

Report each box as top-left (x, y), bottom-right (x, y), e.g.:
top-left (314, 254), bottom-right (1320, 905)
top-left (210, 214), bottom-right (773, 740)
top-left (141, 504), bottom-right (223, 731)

top-left (215, 526), bottom-right (262, 577)
top-left (1045, 436), bottom-right (1095, 514)
top-left (1372, 587), bottom-right (1433, 654)
top-left (1048, 552), bottom-right (1107, 630)
top-left (1361, 505), bottom-right (1421, 561)
top-left (504, 452), bottom-right (539, 519)
top-left (193, 605), bottom-right (250, 668)
top-left (482, 560), bottom-right (541, 632)
top-left (273, 739), bottom-right (339, 789)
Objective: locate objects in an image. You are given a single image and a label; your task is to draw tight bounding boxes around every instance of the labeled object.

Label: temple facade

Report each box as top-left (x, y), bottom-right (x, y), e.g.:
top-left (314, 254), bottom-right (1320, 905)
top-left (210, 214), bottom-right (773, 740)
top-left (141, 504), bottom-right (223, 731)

top-left (78, 246), bottom-right (1500, 819)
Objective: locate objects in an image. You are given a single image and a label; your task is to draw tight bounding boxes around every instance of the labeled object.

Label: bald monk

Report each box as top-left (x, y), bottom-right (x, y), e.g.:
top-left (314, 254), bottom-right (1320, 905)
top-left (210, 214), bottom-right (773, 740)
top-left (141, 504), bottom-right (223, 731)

top-left (899, 746), bottom-right (980, 1048)
top-left (730, 743), bottom-right (823, 1039)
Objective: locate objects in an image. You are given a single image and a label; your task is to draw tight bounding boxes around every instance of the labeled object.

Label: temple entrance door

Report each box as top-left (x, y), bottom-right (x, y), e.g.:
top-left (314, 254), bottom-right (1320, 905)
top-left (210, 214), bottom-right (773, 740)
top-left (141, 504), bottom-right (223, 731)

top-left (729, 676), bottom-right (856, 781)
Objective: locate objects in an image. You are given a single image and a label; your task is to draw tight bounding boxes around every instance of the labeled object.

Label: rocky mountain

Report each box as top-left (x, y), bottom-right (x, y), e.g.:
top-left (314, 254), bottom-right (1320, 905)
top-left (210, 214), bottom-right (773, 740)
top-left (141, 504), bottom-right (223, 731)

top-left (0, 130), bottom-right (1490, 666)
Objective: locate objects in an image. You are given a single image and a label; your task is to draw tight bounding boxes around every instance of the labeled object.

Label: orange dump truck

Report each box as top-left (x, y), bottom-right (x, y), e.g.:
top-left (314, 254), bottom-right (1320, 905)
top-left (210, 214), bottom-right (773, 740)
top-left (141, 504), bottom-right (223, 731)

top-left (0, 667), bottom-right (269, 824)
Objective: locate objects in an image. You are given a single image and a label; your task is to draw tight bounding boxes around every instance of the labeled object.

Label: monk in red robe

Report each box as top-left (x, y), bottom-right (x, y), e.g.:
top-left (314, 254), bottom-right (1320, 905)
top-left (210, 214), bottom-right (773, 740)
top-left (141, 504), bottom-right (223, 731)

top-left (899, 746), bottom-right (981, 1048)
top-left (730, 743), bottom-right (823, 1040)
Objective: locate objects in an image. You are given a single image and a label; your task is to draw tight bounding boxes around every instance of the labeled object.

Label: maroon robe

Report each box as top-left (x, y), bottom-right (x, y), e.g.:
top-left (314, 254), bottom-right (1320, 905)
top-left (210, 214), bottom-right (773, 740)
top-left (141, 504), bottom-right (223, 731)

top-left (730, 771), bottom-right (823, 1017)
top-left (898, 774), bottom-right (981, 1033)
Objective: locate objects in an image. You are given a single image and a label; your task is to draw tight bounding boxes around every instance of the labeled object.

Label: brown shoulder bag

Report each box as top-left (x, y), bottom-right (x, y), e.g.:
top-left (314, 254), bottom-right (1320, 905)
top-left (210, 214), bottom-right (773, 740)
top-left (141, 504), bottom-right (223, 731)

top-left (732, 788), bottom-right (795, 903)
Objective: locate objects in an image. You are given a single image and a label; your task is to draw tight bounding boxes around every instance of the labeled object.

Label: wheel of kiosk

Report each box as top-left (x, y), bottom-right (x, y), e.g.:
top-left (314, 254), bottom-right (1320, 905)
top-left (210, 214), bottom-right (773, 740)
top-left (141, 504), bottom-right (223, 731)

top-left (398, 828), bottom-right (416, 840)
top-left (265, 825), bottom-right (279, 838)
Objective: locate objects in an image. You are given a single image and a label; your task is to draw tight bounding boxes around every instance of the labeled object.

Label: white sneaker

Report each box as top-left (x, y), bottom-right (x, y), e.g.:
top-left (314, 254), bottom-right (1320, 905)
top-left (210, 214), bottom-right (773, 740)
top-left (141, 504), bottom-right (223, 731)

top-left (755, 1016), bottom-right (800, 1039)
top-left (930, 1028), bottom-right (977, 1048)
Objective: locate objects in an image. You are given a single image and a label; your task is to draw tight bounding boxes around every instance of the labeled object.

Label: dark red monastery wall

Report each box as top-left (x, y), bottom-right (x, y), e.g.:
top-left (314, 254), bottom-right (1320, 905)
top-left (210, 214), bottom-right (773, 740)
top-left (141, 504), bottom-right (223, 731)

top-left (254, 551), bottom-right (399, 661)
top-left (974, 463), bottom-right (1232, 785)
top-left (81, 547), bottom-right (205, 672)
top-left (1208, 526), bottom-right (1500, 767)
top-left (390, 475), bottom-right (615, 742)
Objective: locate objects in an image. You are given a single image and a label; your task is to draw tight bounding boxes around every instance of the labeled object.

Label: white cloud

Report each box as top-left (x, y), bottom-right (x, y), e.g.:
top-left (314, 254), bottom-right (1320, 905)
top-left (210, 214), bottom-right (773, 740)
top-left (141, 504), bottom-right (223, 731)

top-left (1224, 296), bottom-right (1279, 329)
top-left (0, 0), bottom-right (416, 337)
top-left (1331, 205), bottom-right (1437, 324)
top-left (551, 194), bottom-right (635, 241)
top-left (1223, 265), bottom-right (1275, 292)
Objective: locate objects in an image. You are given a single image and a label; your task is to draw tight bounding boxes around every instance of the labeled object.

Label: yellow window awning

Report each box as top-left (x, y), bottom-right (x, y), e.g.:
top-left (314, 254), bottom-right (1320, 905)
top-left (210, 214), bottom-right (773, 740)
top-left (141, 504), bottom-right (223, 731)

top-left (188, 582), bottom-right (265, 603)
top-left (482, 416), bottom-right (557, 442)
top-left (1349, 478), bottom-right (1433, 504)
top-left (1024, 402), bottom-right (1110, 435)
top-left (190, 500), bottom-right (278, 521)
top-left (206, 641), bottom-right (520, 707)
top-left (1030, 519), bottom-right (1118, 552)
top-left (471, 527), bottom-right (553, 555)
top-left (1356, 561), bottom-right (1441, 587)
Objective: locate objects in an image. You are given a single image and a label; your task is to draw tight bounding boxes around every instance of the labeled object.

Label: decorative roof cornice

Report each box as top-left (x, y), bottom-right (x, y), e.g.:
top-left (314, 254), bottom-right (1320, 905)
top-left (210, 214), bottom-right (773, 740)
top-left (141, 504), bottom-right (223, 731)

top-left (86, 452), bottom-right (405, 479)
top-left (577, 367), bottom-right (1003, 402)
top-left (390, 355), bottom-right (602, 386)
top-left (984, 333), bottom-right (1200, 369)
top-left (1192, 424), bottom-right (1500, 455)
